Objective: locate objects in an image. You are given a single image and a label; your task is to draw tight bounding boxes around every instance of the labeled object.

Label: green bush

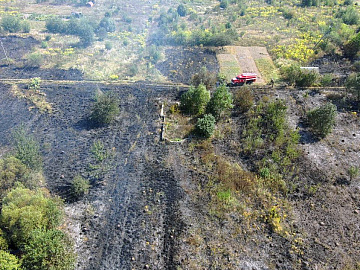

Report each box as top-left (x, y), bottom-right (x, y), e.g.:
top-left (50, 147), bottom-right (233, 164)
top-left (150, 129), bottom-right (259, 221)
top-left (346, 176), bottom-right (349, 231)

top-left (21, 229), bottom-right (75, 270)
top-left (89, 92), bottom-right (120, 127)
top-left (177, 4), bottom-right (187, 17)
top-left (234, 87), bottom-right (254, 113)
top-left (45, 17), bottom-right (67, 34)
top-left (320, 74), bottom-right (333, 86)
top-left (263, 100), bottom-right (287, 136)
top-left (307, 103), bottom-right (337, 138)
top-left (180, 84), bottom-right (210, 115)
top-left (13, 127), bottom-right (42, 171)
top-left (41, 41), bottom-right (48, 49)
top-left (196, 114), bottom-right (216, 138)
top-left (26, 53), bottom-right (43, 68)
top-left (1, 185), bottom-right (63, 247)
top-left (1, 15), bottom-right (21, 33)
top-left (0, 156), bottom-right (30, 199)
top-left (344, 32), bottom-right (360, 59)
top-left (337, 6), bottom-right (359, 25)
top-left (22, 20), bottom-right (30, 33)
top-left (12, 127), bottom-right (42, 171)
top-left (220, 0), bottom-right (229, 9)
top-left (206, 84), bottom-right (233, 120)
top-left (281, 64), bottom-right (318, 87)
top-left (105, 41), bottom-right (113, 50)
top-left (0, 250), bottom-right (21, 270)
top-left (345, 73), bottom-right (360, 101)
top-left (71, 175), bottom-right (90, 198)
top-left (190, 67), bottom-right (217, 89)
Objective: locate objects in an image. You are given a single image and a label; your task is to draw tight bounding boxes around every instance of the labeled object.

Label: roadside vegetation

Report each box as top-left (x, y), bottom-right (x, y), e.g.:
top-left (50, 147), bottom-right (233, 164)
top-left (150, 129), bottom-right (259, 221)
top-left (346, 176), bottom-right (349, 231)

top-left (0, 127), bottom-right (76, 270)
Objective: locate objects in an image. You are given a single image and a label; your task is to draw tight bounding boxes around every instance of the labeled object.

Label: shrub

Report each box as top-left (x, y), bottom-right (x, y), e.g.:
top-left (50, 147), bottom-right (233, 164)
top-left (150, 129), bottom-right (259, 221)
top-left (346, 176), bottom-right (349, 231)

top-left (348, 166), bottom-right (359, 181)
top-left (105, 41), bottom-right (113, 50)
top-left (0, 156), bottom-right (30, 199)
top-left (77, 23), bottom-right (95, 47)
top-left (220, 0), bottom-right (229, 9)
top-left (345, 73), bottom-right (360, 101)
top-left (263, 100), bottom-right (287, 136)
top-left (206, 84), bottom-right (233, 120)
top-left (1, 185), bottom-right (63, 246)
top-left (0, 250), bottom-right (21, 270)
top-left (1, 16), bottom-right (21, 33)
top-left (180, 84), bottom-right (210, 115)
top-left (22, 229), bottom-right (76, 270)
top-left (12, 127), bottom-right (42, 171)
top-left (26, 53), bottom-right (43, 68)
top-left (129, 64), bottom-right (138, 76)
top-left (190, 67), bottom-right (217, 89)
top-left (234, 87), bottom-right (254, 113)
top-left (295, 70), bottom-right (319, 87)
top-left (41, 41), bottom-right (48, 49)
top-left (344, 32), bottom-right (360, 59)
top-left (22, 20), bottom-right (31, 33)
top-left (337, 6), bottom-right (359, 25)
top-left (99, 17), bottom-right (116, 32)
top-left (196, 114), bottom-right (216, 138)
top-left (177, 4), bottom-right (187, 17)
top-left (0, 229), bottom-right (8, 250)
top-left (307, 103), bottom-right (337, 138)
top-left (89, 92), bottom-right (120, 127)
top-left (45, 17), bottom-right (67, 34)
top-left (281, 64), bottom-right (318, 87)
top-left (320, 74), bottom-right (333, 86)
top-left (71, 175), bottom-right (90, 198)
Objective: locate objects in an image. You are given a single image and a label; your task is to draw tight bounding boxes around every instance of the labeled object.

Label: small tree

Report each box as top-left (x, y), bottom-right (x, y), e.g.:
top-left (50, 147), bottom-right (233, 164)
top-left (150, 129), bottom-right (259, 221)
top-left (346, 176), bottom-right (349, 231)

top-left (220, 0), bottom-right (229, 9)
top-left (281, 64), bottom-right (318, 87)
top-left (345, 73), bottom-right (360, 101)
top-left (234, 87), bottom-right (254, 113)
top-left (190, 67), bottom-right (217, 89)
top-left (1, 185), bottom-right (63, 247)
top-left (89, 92), bottom-right (120, 127)
top-left (71, 175), bottom-right (90, 198)
top-left (12, 127), bottom-right (42, 171)
top-left (22, 229), bottom-right (76, 270)
top-left (180, 84), bottom-right (210, 115)
top-left (206, 84), bottom-right (233, 120)
top-left (177, 4), bottom-right (187, 17)
top-left (196, 114), bottom-right (216, 138)
top-left (307, 103), bottom-right (337, 138)
top-left (344, 32), bottom-right (360, 59)
top-left (1, 16), bottom-right (21, 33)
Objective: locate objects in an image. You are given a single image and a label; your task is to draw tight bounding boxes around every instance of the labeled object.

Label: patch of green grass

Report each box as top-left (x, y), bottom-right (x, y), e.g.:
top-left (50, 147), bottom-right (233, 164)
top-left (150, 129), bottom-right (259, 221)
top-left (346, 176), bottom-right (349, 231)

top-left (255, 58), bottom-right (279, 83)
top-left (217, 54), bottom-right (241, 81)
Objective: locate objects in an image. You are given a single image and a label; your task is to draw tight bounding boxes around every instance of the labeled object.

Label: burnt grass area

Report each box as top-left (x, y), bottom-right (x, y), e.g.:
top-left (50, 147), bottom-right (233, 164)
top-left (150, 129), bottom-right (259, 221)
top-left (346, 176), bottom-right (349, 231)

top-left (0, 82), bottom-right (186, 269)
top-left (156, 47), bottom-right (219, 84)
top-left (0, 35), bottom-right (83, 80)
top-left (0, 81), bottom-right (359, 269)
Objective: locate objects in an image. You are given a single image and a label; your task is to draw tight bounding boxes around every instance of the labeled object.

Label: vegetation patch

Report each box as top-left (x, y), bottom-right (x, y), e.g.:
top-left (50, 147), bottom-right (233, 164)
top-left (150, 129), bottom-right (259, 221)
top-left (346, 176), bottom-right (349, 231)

top-left (11, 79), bottom-right (52, 114)
top-left (255, 58), bottom-right (279, 83)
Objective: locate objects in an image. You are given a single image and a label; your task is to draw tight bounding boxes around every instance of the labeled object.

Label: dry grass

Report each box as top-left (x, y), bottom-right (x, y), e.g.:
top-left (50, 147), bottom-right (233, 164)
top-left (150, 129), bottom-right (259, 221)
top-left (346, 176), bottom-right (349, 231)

top-left (10, 83), bottom-right (52, 113)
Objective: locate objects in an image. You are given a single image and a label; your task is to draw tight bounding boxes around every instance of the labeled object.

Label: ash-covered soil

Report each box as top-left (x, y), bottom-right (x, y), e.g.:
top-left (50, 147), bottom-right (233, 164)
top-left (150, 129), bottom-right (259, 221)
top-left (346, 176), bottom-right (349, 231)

top-left (0, 81), bottom-right (359, 269)
top-left (0, 82), bottom-right (186, 270)
top-left (156, 47), bottom-right (219, 84)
